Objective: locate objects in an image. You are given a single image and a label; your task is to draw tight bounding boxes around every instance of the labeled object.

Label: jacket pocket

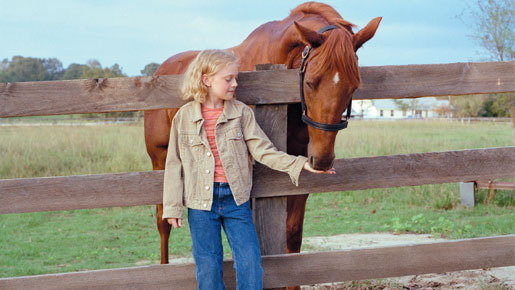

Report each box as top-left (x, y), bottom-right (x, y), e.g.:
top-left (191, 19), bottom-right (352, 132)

top-left (226, 127), bottom-right (247, 156)
top-left (179, 134), bottom-right (204, 161)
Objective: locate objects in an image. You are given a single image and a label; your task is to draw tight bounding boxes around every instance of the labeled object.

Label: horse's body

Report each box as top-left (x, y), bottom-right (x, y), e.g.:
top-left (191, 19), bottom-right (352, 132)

top-left (144, 2), bottom-right (380, 282)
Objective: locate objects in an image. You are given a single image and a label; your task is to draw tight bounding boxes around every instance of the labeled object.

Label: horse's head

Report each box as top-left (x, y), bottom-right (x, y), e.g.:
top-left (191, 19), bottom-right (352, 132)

top-left (294, 17), bottom-right (381, 170)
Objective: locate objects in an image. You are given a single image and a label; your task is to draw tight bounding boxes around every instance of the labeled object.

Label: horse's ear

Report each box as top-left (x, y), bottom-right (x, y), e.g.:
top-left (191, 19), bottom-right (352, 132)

top-left (353, 17), bottom-right (382, 51)
top-left (294, 21), bottom-right (325, 47)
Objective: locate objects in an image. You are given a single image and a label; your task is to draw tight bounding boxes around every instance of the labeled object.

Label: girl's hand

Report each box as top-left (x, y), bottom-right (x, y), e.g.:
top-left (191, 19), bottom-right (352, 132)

top-left (167, 218), bottom-right (183, 228)
top-left (303, 161), bottom-right (336, 174)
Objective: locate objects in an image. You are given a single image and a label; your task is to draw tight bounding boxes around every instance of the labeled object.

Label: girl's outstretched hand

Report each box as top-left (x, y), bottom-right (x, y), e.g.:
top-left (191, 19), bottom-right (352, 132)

top-left (303, 161), bottom-right (336, 174)
top-left (167, 218), bottom-right (183, 228)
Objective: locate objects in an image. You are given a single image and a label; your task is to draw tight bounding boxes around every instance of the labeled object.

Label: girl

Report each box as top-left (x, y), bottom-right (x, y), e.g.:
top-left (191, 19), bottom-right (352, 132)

top-left (162, 49), bottom-right (334, 290)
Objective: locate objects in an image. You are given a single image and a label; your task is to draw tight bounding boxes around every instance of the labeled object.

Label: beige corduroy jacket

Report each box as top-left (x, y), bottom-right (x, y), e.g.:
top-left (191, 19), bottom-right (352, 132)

top-left (162, 99), bottom-right (308, 219)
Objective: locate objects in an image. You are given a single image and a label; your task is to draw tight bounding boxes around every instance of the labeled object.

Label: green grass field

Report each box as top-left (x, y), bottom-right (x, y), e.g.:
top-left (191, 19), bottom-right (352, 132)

top-left (0, 120), bottom-right (514, 278)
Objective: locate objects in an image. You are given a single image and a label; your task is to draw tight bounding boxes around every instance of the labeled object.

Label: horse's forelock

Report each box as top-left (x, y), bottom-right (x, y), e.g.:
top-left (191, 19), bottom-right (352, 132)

top-left (311, 26), bottom-right (360, 88)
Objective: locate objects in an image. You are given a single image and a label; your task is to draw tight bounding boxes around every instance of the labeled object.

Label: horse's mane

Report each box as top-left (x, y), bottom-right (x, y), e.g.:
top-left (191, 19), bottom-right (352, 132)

top-left (289, 2), bottom-right (356, 33)
top-left (290, 2), bottom-right (361, 87)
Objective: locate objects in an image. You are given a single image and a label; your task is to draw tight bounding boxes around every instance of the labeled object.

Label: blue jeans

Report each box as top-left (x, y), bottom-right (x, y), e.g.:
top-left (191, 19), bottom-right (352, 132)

top-left (188, 182), bottom-right (263, 290)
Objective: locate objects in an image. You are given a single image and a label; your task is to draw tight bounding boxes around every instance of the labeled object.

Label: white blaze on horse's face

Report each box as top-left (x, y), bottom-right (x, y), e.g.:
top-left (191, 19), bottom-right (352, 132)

top-left (333, 72), bottom-right (340, 84)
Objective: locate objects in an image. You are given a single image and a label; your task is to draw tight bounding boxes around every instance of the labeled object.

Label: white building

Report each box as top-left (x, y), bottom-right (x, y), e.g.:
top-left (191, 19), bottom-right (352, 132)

top-left (352, 97), bottom-right (451, 119)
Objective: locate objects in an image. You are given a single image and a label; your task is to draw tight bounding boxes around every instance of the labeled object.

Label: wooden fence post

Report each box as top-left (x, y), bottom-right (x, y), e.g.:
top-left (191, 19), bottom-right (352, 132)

top-left (252, 64), bottom-right (288, 290)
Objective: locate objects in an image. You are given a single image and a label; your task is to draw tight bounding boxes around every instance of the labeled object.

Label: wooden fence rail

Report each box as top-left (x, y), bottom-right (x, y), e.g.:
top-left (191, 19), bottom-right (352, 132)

top-left (1, 147), bottom-right (513, 214)
top-left (1, 61), bottom-right (514, 117)
top-left (1, 235), bottom-right (513, 289)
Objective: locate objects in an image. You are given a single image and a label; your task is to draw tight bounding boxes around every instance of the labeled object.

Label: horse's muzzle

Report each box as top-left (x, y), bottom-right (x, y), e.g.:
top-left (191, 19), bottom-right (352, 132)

top-left (309, 155), bottom-right (334, 171)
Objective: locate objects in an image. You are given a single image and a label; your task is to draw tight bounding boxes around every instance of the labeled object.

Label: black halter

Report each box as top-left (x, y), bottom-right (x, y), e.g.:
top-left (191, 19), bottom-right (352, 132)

top-left (299, 25), bottom-right (353, 132)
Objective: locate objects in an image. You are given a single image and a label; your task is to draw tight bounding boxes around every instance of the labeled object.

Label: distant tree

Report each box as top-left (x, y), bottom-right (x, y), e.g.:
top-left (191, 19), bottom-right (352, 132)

top-left (1, 58), bottom-right (8, 70)
top-left (457, 0), bottom-right (514, 119)
top-left (450, 95), bottom-right (486, 117)
top-left (61, 63), bottom-right (88, 80)
top-left (393, 99), bottom-right (424, 116)
top-left (109, 64), bottom-right (124, 77)
top-left (393, 99), bottom-right (411, 115)
top-left (433, 103), bottom-right (453, 117)
top-left (0, 56), bottom-right (63, 82)
top-left (87, 59), bottom-right (102, 69)
top-left (42, 58), bottom-right (65, 79)
top-left (460, 0), bottom-right (514, 61)
top-left (355, 100), bottom-right (375, 117)
top-left (490, 93), bottom-right (515, 116)
top-left (140, 62), bottom-right (160, 76)
top-left (61, 59), bottom-right (126, 80)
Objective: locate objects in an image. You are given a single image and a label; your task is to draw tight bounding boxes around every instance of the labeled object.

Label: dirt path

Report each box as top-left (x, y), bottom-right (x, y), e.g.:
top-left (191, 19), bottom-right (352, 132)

top-left (301, 233), bottom-right (514, 289)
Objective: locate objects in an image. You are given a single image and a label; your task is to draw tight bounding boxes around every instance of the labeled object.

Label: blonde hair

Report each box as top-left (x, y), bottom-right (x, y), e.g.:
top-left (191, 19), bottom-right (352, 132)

top-left (181, 49), bottom-right (240, 103)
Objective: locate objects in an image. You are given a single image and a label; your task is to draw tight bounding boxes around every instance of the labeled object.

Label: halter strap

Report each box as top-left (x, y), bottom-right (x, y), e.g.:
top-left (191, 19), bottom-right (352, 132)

top-left (318, 25), bottom-right (337, 34)
top-left (299, 25), bottom-right (352, 132)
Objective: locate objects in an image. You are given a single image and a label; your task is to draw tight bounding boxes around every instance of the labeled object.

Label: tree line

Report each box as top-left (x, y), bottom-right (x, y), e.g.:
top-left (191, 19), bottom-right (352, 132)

top-left (0, 56), bottom-right (160, 82)
top-left (392, 94), bottom-right (514, 118)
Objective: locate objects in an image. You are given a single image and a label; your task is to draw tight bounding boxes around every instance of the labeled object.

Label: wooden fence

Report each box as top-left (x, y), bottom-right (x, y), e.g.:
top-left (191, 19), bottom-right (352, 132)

top-left (1, 61), bottom-right (515, 289)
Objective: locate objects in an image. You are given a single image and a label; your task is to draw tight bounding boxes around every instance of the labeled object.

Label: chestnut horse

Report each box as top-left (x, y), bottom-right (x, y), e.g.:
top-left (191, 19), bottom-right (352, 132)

top-left (145, 1), bottom-right (380, 271)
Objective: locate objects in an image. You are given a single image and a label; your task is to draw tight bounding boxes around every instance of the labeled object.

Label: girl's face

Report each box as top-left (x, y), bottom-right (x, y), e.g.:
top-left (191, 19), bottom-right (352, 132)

top-left (203, 63), bottom-right (239, 102)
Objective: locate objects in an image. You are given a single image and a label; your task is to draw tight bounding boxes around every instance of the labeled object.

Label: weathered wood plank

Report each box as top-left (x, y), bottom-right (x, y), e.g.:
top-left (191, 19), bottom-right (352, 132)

top-left (1, 235), bottom-right (513, 289)
top-left (0, 171), bottom-right (163, 214)
top-left (262, 235), bottom-right (515, 288)
top-left (252, 146), bottom-right (515, 198)
top-left (1, 61), bottom-right (514, 117)
top-left (0, 259), bottom-right (236, 290)
top-left (354, 61), bottom-right (515, 99)
top-left (1, 147), bottom-right (513, 214)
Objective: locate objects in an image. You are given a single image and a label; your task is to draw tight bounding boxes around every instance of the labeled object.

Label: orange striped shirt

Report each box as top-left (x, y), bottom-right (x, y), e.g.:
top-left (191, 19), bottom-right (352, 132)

top-left (201, 105), bottom-right (228, 183)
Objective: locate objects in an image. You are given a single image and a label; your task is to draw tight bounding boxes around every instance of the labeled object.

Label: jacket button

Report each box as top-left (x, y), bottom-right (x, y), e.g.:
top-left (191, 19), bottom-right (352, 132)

top-left (189, 139), bottom-right (193, 143)
top-left (206, 152), bottom-right (211, 157)
top-left (237, 132), bottom-right (241, 137)
top-left (205, 169), bottom-right (210, 174)
top-left (204, 185), bottom-right (210, 190)
top-left (203, 203), bottom-right (207, 208)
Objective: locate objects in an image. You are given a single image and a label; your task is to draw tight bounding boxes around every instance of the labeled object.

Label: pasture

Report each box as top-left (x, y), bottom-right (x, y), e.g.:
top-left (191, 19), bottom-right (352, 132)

top-left (0, 119), bottom-right (513, 278)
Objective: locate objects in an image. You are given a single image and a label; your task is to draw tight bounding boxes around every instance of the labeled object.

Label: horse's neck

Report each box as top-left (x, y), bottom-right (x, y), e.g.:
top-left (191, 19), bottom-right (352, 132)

top-left (231, 16), bottom-right (329, 70)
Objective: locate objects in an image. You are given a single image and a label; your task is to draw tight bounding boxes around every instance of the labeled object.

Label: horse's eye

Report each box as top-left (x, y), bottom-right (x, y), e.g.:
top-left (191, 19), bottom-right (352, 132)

top-left (305, 81), bottom-right (314, 90)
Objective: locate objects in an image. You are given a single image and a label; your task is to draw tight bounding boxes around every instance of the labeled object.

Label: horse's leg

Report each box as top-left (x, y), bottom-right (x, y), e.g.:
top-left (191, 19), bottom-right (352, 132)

top-left (144, 108), bottom-right (176, 264)
top-left (286, 195), bottom-right (309, 290)
top-left (286, 104), bottom-right (309, 290)
top-left (286, 194), bottom-right (309, 254)
top-left (286, 103), bottom-right (310, 253)
top-left (156, 204), bottom-right (172, 264)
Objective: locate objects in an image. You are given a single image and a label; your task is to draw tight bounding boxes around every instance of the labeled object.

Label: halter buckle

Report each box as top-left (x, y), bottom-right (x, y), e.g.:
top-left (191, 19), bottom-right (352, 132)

top-left (300, 46), bottom-right (311, 73)
top-left (302, 46), bottom-right (311, 59)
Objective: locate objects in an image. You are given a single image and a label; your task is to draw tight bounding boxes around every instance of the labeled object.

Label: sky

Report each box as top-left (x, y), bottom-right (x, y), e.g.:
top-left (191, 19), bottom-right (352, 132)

top-left (0, 0), bottom-right (483, 77)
